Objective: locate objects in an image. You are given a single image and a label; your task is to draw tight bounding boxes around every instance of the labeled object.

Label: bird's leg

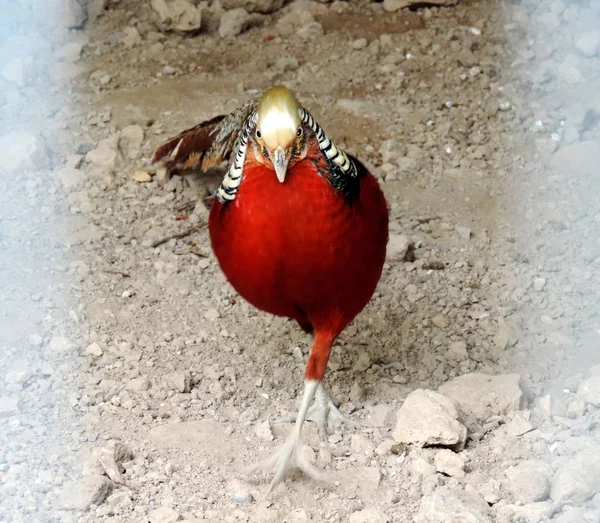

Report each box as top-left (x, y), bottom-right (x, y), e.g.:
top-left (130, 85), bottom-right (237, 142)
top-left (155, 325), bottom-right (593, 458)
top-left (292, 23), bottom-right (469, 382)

top-left (307, 383), bottom-right (357, 440)
top-left (246, 332), bottom-right (336, 491)
top-left (274, 383), bottom-right (356, 439)
top-left (245, 379), bottom-right (328, 492)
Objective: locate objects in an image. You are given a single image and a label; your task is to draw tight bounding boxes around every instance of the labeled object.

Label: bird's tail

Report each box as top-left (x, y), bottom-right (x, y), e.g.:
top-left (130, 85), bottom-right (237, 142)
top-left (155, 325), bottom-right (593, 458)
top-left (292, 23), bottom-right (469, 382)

top-left (151, 114), bottom-right (226, 173)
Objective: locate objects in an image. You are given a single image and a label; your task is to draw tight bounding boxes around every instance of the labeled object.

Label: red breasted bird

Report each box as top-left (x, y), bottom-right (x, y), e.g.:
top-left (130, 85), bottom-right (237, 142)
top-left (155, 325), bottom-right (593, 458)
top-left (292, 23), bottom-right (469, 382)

top-left (153, 85), bottom-right (389, 491)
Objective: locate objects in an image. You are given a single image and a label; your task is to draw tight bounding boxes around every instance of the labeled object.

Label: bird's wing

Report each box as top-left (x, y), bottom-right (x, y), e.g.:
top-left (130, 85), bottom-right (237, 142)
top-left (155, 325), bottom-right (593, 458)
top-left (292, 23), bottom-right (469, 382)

top-left (151, 98), bottom-right (258, 173)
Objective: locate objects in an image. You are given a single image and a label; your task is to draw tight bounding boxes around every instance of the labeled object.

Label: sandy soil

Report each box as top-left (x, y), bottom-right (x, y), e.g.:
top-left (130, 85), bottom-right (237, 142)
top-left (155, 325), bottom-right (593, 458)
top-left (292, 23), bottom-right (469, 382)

top-left (1, 0), bottom-right (600, 521)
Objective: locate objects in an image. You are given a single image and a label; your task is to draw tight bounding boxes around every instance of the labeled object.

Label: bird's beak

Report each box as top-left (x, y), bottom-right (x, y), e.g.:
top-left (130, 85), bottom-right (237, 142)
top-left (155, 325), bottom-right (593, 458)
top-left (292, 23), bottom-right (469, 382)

top-left (272, 147), bottom-right (289, 183)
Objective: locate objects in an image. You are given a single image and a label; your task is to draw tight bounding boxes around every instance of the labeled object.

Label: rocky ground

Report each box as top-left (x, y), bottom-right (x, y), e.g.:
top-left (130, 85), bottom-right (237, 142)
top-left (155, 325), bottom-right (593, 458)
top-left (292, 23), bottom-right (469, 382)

top-left (1, 0), bottom-right (600, 521)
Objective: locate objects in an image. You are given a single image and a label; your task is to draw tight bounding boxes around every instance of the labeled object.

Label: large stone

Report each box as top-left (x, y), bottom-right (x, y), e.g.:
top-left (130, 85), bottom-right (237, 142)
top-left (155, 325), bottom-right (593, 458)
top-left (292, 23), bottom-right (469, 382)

top-left (438, 373), bottom-right (523, 423)
top-left (57, 476), bottom-right (113, 511)
top-left (0, 132), bottom-right (48, 174)
top-left (393, 389), bottom-right (467, 451)
top-left (151, 0), bottom-right (202, 32)
top-left (505, 460), bottom-right (552, 504)
top-left (415, 487), bottom-right (491, 523)
top-left (551, 452), bottom-right (600, 506)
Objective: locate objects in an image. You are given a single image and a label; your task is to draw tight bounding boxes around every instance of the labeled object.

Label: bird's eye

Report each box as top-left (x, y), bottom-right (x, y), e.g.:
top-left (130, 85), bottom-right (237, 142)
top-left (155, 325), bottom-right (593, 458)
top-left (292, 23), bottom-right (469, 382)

top-left (256, 129), bottom-right (262, 139)
top-left (296, 127), bottom-right (303, 138)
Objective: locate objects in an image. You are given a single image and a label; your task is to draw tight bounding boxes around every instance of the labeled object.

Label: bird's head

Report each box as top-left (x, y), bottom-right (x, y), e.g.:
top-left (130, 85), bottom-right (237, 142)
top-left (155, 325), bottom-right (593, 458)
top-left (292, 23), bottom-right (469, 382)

top-left (253, 85), bottom-right (306, 183)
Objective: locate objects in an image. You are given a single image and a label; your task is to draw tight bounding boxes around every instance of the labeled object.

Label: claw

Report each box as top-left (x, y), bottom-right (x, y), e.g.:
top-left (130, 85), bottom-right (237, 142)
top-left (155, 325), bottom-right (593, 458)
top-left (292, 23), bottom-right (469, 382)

top-left (272, 383), bottom-right (357, 440)
top-left (246, 380), bottom-right (332, 492)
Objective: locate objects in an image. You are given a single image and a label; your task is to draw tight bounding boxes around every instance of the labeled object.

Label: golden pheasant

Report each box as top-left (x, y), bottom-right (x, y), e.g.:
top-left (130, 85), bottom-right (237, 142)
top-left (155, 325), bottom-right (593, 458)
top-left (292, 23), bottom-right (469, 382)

top-left (153, 86), bottom-right (389, 491)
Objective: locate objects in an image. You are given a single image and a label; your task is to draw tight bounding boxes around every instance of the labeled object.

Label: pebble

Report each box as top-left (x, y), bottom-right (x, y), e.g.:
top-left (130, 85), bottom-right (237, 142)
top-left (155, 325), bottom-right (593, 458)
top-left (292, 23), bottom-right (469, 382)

top-left (533, 277), bottom-right (547, 291)
top-left (439, 373), bottom-right (523, 423)
top-left (219, 8), bottom-right (250, 38)
top-left (296, 22), bottom-right (324, 40)
top-left (0, 132), bottom-right (49, 174)
top-left (133, 170), bottom-right (152, 183)
top-left (415, 486), bottom-right (491, 523)
top-left (387, 234), bottom-right (411, 262)
top-left (232, 491), bottom-right (254, 505)
top-left (393, 389), bottom-right (467, 451)
top-left (558, 62), bottom-right (582, 85)
top-left (47, 336), bottom-right (77, 355)
top-left (505, 460), bottom-right (552, 504)
top-left (551, 452), bottom-right (600, 505)
top-left (0, 396), bottom-right (20, 417)
top-left (274, 56), bottom-right (299, 72)
top-left (87, 137), bottom-right (119, 170)
top-left (351, 38), bottom-right (368, 50)
top-left (434, 449), bottom-right (466, 478)
top-left (86, 342), bottom-right (103, 357)
top-left (57, 475), bottom-right (114, 511)
top-left (575, 31), bottom-right (600, 57)
top-left (353, 352), bottom-right (372, 372)
top-left (349, 509), bottom-right (388, 523)
top-left (149, 506), bottom-right (181, 523)
top-left (5, 361), bottom-right (33, 386)
top-left (151, 0), bottom-right (202, 32)
top-left (165, 370), bottom-right (191, 393)
top-left (448, 341), bottom-right (468, 361)
top-left (455, 226), bottom-right (472, 240)
top-left (577, 376), bottom-right (600, 406)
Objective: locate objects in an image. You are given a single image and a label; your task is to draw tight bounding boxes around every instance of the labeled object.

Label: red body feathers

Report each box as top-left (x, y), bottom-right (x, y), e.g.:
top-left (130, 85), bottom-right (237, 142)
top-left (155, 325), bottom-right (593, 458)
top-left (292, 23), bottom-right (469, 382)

top-left (209, 153), bottom-right (388, 380)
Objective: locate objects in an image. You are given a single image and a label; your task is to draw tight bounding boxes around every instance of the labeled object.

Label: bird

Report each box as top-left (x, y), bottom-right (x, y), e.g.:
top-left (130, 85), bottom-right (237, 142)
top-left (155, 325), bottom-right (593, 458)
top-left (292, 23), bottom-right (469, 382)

top-left (152, 85), bottom-right (389, 491)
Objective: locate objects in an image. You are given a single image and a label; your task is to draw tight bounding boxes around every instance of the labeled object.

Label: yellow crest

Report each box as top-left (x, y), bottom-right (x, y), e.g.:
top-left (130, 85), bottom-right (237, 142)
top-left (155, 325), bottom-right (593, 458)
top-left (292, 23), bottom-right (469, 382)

top-left (256, 85), bottom-right (302, 150)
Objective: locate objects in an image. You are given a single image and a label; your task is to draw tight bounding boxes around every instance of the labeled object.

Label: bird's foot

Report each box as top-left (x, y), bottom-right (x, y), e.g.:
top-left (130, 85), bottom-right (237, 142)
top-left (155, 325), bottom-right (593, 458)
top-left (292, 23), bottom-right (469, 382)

top-left (244, 428), bottom-right (329, 493)
top-left (274, 383), bottom-right (357, 440)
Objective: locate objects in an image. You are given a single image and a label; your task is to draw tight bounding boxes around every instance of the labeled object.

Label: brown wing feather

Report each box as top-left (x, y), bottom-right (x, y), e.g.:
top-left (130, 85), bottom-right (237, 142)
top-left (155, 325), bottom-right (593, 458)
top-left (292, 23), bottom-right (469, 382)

top-left (151, 98), bottom-right (258, 174)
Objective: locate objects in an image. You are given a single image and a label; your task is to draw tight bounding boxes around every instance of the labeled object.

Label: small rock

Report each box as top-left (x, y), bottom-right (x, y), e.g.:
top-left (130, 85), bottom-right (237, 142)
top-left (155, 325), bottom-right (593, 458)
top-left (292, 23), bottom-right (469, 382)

top-left (558, 62), bottom-right (581, 85)
top-left (551, 452), bottom-right (600, 505)
top-left (575, 31), bottom-right (600, 57)
top-left (448, 341), bottom-right (468, 361)
top-left (87, 138), bottom-right (119, 170)
top-left (505, 460), bottom-right (552, 504)
top-left (86, 343), bottom-right (103, 357)
top-left (432, 314), bottom-right (448, 329)
top-left (353, 352), bottom-right (372, 372)
top-left (296, 22), bottom-right (323, 40)
top-left (349, 509), bottom-right (388, 523)
top-left (126, 377), bottom-right (149, 392)
top-left (533, 277), bottom-right (546, 292)
top-left (232, 491), bottom-right (254, 505)
top-left (133, 170), bottom-right (152, 183)
top-left (0, 132), bottom-right (48, 174)
top-left (149, 506), bottom-right (181, 523)
top-left (254, 420), bottom-right (274, 441)
top-left (165, 370), bottom-right (191, 393)
top-left (500, 502), bottom-right (554, 521)
top-left (47, 336), bottom-right (76, 355)
top-left (387, 234), bottom-right (411, 262)
top-left (351, 38), bottom-right (367, 50)
top-left (415, 486), bottom-right (491, 523)
top-left (203, 308), bottom-right (219, 321)
top-left (42, 0), bottom-right (87, 29)
top-left (58, 476), bottom-right (113, 511)
top-left (219, 8), bottom-right (250, 38)
top-left (0, 397), bottom-right (19, 417)
top-left (29, 334), bottom-right (43, 347)
top-left (577, 376), bottom-right (600, 406)
top-left (151, 0), bottom-right (202, 32)
top-left (439, 373), bottom-right (524, 423)
top-left (504, 412), bottom-right (534, 436)
top-left (434, 449), bottom-right (465, 478)
top-left (350, 434), bottom-right (373, 454)
top-left (274, 56), bottom-right (299, 72)
top-left (122, 27), bottom-right (142, 48)
top-left (1, 57), bottom-right (32, 86)
top-left (393, 389), bottom-right (467, 451)
top-left (5, 361), bottom-right (33, 386)
top-left (455, 226), bottom-right (472, 240)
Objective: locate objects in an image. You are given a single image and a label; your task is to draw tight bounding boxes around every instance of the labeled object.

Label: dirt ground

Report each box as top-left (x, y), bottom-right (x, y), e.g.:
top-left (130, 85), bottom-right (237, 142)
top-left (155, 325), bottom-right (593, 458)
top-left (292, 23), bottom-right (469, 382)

top-left (1, 0), bottom-right (600, 521)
